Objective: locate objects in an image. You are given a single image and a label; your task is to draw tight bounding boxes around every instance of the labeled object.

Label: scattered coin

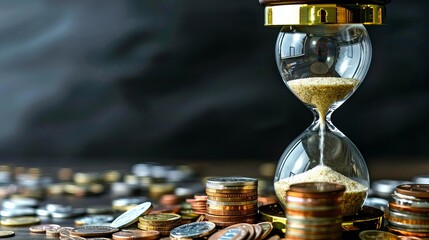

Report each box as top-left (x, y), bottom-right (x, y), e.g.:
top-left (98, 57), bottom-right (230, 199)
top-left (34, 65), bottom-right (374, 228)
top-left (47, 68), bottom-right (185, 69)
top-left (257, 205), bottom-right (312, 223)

top-left (170, 221), bottom-right (216, 239)
top-left (29, 224), bottom-right (61, 233)
top-left (1, 216), bottom-right (40, 226)
top-left (359, 230), bottom-right (399, 240)
top-left (257, 222), bottom-right (273, 240)
top-left (0, 230), bottom-right (14, 238)
top-left (208, 227), bottom-right (248, 240)
top-left (112, 230), bottom-right (160, 240)
top-left (111, 202), bottom-right (152, 228)
top-left (226, 223), bottom-right (255, 240)
top-left (75, 215), bottom-right (114, 226)
top-left (69, 226), bottom-right (120, 237)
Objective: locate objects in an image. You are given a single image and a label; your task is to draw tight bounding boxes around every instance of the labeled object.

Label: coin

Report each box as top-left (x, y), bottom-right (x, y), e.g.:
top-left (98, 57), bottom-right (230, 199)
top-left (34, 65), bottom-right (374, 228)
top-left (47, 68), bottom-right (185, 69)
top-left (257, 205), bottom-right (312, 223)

top-left (112, 230), bottom-right (160, 240)
top-left (111, 202), bottom-right (152, 228)
top-left (257, 222), bottom-right (273, 240)
top-left (46, 226), bottom-right (61, 238)
top-left (1, 208), bottom-right (36, 217)
top-left (75, 215), bottom-right (114, 226)
top-left (396, 184), bottom-right (429, 199)
top-left (208, 227), bottom-right (248, 240)
top-left (170, 221), bottom-right (216, 239)
top-left (252, 224), bottom-right (263, 240)
top-left (1, 216), bottom-right (40, 226)
top-left (389, 202), bottom-right (429, 214)
top-left (289, 182), bottom-right (346, 194)
top-left (0, 230), bottom-right (14, 237)
top-left (29, 224), bottom-right (62, 233)
top-left (359, 230), bottom-right (399, 240)
top-left (225, 223), bottom-right (255, 240)
top-left (206, 177), bottom-right (257, 186)
top-left (69, 226), bottom-right (120, 237)
top-left (139, 213), bottom-right (181, 224)
top-left (51, 208), bottom-right (86, 219)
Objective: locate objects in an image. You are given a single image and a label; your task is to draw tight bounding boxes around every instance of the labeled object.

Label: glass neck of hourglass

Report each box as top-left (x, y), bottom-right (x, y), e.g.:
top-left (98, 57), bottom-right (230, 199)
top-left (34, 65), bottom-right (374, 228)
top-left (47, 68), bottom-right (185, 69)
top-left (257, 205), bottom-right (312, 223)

top-left (310, 108), bottom-right (336, 132)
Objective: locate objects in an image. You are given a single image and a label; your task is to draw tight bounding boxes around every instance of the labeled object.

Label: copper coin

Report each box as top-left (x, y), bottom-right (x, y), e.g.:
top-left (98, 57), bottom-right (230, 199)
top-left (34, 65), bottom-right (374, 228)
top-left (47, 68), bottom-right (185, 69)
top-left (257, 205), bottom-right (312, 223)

top-left (286, 208), bottom-right (342, 217)
top-left (207, 204), bottom-right (258, 211)
top-left (29, 224), bottom-right (61, 233)
top-left (286, 195), bottom-right (343, 206)
top-left (112, 230), bottom-right (160, 240)
top-left (69, 226), bottom-right (120, 237)
top-left (396, 184), bottom-right (429, 199)
top-left (225, 223), bottom-right (255, 240)
top-left (208, 227), bottom-right (248, 240)
top-left (206, 188), bottom-right (257, 194)
top-left (387, 226), bottom-right (429, 238)
top-left (212, 219), bottom-right (258, 227)
top-left (206, 192), bottom-right (258, 198)
top-left (206, 208), bottom-right (257, 216)
top-left (194, 194), bottom-right (208, 201)
top-left (289, 182), bottom-right (346, 194)
top-left (389, 202), bottom-right (429, 214)
top-left (208, 196), bottom-right (258, 202)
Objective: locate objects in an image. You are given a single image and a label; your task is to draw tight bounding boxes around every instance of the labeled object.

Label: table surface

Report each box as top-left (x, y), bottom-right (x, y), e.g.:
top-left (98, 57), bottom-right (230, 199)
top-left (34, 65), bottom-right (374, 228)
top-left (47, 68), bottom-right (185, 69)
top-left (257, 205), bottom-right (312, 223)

top-left (0, 158), bottom-right (426, 239)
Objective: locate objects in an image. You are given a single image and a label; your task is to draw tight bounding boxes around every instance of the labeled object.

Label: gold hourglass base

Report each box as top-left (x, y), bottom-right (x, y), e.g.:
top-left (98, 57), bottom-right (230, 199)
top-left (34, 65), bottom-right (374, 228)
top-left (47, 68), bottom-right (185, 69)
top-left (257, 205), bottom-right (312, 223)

top-left (259, 203), bottom-right (384, 233)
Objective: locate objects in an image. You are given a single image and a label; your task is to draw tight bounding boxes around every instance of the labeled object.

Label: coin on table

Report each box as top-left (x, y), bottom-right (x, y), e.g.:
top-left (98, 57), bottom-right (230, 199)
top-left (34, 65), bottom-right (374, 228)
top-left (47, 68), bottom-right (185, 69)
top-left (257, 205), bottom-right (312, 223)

top-left (46, 226), bottom-right (62, 238)
top-left (139, 213), bottom-right (181, 225)
top-left (112, 230), bottom-right (160, 240)
top-left (0, 230), bottom-right (14, 237)
top-left (69, 226), bottom-right (119, 237)
top-left (1, 216), bottom-right (40, 226)
top-left (359, 230), bottom-right (399, 240)
top-left (257, 222), bottom-right (273, 240)
top-left (225, 223), bottom-right (255, 240)
top-left (111, 202), bottom-right (152, 228)
top-left (252, 224), bottom-right (263, 240)
top-left (75, 215), bottom-right (114, 226)
top-left (170, 221), bottom-right (216, 239)
top-left (208, 227), bottom-right (248, 240)
top-left (29, 224), bottom-right (61, 233)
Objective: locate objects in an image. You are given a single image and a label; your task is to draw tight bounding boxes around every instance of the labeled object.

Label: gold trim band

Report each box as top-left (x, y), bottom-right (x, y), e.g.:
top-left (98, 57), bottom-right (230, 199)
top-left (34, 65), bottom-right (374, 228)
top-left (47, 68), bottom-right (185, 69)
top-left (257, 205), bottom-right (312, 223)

top-left (265, 4), bottom-right (386, 26)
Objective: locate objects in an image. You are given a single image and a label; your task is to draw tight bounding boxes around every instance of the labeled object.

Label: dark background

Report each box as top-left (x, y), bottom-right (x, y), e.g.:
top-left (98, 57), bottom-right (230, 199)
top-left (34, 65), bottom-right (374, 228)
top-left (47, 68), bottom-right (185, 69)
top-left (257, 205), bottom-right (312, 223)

top-left (0, 0), bottom-right (427, 163)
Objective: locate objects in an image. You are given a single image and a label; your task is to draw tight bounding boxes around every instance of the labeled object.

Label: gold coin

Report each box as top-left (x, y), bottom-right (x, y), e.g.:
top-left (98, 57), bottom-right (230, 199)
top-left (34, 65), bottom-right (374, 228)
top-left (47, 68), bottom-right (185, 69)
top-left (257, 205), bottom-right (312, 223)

top-left (359, 230), bottom-right (399, 240)
top-left (0, 231), bottom-right (14, 237)
top-left (1, 216), bottom-right (40, 226)
top-left (139, 213), bottom-right (181, 223)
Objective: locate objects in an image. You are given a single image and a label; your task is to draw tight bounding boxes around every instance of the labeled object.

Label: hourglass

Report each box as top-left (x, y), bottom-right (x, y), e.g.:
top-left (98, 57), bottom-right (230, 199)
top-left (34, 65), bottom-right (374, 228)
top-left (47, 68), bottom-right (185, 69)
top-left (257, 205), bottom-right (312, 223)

top-left (259, 1), bottom-right (389, 216)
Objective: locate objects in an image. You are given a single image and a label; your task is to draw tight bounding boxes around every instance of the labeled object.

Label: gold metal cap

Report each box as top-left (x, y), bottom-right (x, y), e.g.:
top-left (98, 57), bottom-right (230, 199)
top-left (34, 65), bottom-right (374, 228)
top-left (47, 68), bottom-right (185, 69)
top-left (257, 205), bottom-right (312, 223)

top-left (265, 4), bottom-right (386, 26)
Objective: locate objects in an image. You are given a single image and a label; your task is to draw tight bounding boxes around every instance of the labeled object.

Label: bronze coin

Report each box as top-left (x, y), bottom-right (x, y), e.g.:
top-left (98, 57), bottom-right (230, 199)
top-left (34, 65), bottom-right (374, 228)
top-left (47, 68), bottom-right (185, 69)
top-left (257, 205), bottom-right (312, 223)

top-left (389, 202), bottom-right (429, 214)
top-left (194, 194), bottom-right (208, 201)
top-left (286, 195), bottom-right (343, 206)
top-left (208, 196), bottom-right (258, 202)
top-left (387, 226), bottom-right (429, 238)
top-left (112, 230), bottom-right (160, 240)
top-left (289, 182), bottom-right (346, 194)
top-left (206, 192), bottom-right (258, 198)
top-left (206, 208), bottom-right (257, 216)
top-left (396, 184), bottom-right (429, 199)
top-left (29, 224), bottom-right (61, 233)
top-left (208, 227), bottom-right (248, 240)
top-left (286, 208), bottom-right (342, 217)
top-left (69, 226), bottom-right (120, 237)
top-left (207, 204), bottom-right (258, 211)
top-left (206, 188), bottom-right (257, 194)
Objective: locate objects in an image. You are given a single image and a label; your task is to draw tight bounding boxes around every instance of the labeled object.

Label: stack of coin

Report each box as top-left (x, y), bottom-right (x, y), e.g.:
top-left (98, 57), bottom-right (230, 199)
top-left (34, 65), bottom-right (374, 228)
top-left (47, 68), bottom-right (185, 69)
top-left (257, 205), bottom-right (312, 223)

top-left (205, 177), bottom-right (258, 227)
top-left (186, 194), bottom-right (207, 215)
top-left (285, 182), bottom-right (345, 240)
top-left (138, 213), bottom-right (182, 236)
top-left (387, 184), bottom-right (429, 238)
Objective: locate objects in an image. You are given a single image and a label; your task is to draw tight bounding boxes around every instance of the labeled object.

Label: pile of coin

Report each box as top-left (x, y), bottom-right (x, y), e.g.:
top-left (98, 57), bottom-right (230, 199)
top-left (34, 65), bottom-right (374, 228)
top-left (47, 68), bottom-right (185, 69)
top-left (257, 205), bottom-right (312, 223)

top-left (205, 177), bottom-right (258, 227)
top-left (186, 194), bottom-right (207, 215)
top-left (138, 213), bottom-right (182, 236)
top-left (285, 182), bottom-right (345, 240)
top-left (387, 184), bottom-right (429, 238)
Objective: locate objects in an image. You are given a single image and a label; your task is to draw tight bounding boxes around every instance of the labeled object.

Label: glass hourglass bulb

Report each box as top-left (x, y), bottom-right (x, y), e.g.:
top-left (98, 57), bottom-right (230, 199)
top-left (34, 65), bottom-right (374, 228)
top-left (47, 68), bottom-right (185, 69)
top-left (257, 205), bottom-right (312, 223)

top-left (274, 24), bottom-right (372, 216)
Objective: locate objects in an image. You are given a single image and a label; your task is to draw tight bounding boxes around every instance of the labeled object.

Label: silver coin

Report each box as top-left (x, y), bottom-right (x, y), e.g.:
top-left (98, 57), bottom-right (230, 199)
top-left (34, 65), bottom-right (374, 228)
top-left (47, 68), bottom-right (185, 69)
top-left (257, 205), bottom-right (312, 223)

top-left (51, 208), bottom-right (86, 219)
top-left (2, 198), bottom-right (38, 209)
top-left (206, 177), bottom-right (257, 186)
top-left (413, 175), bottom-right (429, 184)
top-left (170, 221), bottom-right (216, 239)
top-left (110, 202), bottom-right (152, 228)
top-left (1, 208), bottom-right (35, 217)
top-left (112, 197), bottom-right (148, 207)
top-left (36, 207), bottom-right (50, 217)
top-left (46, 204), bottom-right (73, 212)
top-left (75, 215), bottom-right (114, 226)
top-left (371, 180), bottom-right (411, 198)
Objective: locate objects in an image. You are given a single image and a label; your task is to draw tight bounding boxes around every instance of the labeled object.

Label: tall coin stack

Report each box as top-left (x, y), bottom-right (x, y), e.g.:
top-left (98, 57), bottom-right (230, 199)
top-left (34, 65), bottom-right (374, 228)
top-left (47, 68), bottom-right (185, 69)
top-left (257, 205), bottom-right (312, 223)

top-left (205, 177), bottom-right (258, 227)
top-left (285, 182), bottom-right (345, 240)
top-left (387, 184), bottom-right (429, 238)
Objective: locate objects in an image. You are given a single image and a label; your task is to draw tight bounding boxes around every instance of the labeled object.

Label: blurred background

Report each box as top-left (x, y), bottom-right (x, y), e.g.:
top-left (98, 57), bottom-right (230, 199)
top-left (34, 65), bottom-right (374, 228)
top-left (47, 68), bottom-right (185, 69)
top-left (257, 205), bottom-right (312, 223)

top-left (0, 0), bottom-right (427, 169)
